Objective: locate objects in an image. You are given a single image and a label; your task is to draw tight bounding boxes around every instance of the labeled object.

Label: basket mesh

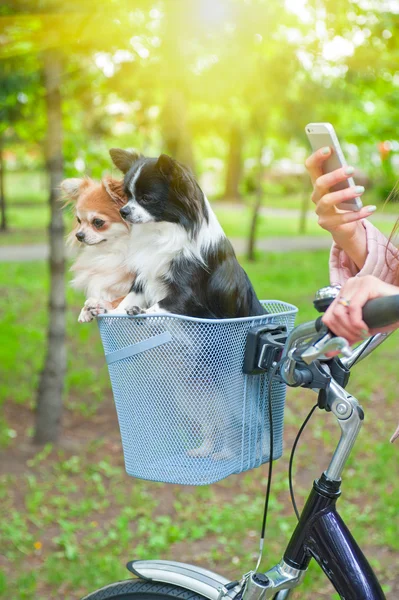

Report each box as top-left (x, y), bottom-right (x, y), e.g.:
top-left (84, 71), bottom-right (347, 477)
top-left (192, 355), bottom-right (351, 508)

top-left (98, 301), bottom-right (297, 485)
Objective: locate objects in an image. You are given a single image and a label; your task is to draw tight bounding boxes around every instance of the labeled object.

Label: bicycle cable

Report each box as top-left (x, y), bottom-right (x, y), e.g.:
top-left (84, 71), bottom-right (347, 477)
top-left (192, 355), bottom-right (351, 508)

top-left (348, 336), bottom-right (375, 368)
top-left (254, 356), bottom-right (289, 572)
top-left (288, 402), bottom-right (319, 520)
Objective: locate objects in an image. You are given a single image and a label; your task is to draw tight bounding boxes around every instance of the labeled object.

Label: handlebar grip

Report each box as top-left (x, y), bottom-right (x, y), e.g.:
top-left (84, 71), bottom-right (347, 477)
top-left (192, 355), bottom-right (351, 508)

top-left (315, 316), bottom-right (326, 332)
top-left (315, 295), bottom-right (399, 334)
top-left (362, 295), bottom-right (399, 329)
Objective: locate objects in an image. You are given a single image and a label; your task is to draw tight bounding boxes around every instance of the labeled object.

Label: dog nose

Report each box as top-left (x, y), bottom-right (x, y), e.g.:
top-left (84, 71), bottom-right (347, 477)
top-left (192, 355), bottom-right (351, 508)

top-left (76, 231), bottom-right (85, 242)
top-left (120, 206), bottom-right (131, 219)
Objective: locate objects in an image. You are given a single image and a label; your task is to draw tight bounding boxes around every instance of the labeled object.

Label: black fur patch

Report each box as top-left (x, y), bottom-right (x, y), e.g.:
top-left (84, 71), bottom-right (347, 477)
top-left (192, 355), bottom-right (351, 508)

top-left (159, 238), bottom-right (265, 318)
top-left (130, 279), bottom-right (144, 294)
top-left (124, 154), bottom-right (208, 238)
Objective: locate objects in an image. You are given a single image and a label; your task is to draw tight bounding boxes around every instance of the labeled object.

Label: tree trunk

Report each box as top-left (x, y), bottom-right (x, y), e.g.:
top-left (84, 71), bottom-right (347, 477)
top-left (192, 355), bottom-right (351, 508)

top-left (224, 124), bottom-right (243, 201)
top-left (0, 138), bottom-right (6, 231)
top-left (161, 3), bottom-right (195, 173)
top-left (34, 51), bottom-right (66, 444)
top-left (298, 191), bottom-right (310, 234)
top-left (247, 140), bottom-right (264, 261)
top-left (161, 90), bottom-right (195, 172)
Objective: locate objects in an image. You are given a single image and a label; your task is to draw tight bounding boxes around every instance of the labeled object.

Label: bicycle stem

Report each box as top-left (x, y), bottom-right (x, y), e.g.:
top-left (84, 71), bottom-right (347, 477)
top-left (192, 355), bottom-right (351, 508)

top-left (323, 379), bottom-right (363, 481)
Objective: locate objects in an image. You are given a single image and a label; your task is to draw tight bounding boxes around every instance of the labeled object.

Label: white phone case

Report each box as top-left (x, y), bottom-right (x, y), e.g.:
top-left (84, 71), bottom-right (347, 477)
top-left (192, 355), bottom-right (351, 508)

top-left (305, 122), bottom-right (362, 212)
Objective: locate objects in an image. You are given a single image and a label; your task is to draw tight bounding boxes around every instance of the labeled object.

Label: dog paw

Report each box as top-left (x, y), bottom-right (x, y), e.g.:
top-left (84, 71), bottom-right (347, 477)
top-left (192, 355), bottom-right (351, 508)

top-left (78, 298), bottom-right (110, 322)
top-left (78, 307), bottom-right (94, 323)
top-left (126, 306), bottom-right (146, 316)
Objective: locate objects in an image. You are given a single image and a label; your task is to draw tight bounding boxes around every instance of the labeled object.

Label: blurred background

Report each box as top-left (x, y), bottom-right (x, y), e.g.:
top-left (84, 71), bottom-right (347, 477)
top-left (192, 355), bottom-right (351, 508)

top-left (1, 1), bottom-right (399, 598)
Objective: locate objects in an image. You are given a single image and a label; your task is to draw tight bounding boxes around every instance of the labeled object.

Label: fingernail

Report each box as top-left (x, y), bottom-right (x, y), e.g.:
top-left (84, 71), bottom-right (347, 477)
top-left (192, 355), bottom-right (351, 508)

top-left (354, 185), bottom-right (365, 194)
top-left (321, 146), bottom-right (330, 155)
top-left (345, 166), bottom-right (355, 175)
top-left (366, 205), bottom-right (377, 213)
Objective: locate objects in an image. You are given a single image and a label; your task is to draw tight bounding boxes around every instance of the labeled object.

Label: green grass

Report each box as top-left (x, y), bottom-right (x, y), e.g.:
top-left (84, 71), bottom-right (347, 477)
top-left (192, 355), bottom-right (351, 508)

top-left (1, 252), bottom-right (398, 598)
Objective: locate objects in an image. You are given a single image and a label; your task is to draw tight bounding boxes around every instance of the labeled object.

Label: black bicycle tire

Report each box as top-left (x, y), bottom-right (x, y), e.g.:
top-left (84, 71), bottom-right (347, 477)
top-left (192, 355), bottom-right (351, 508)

top-left (81, 579), bottom-right (209, 600)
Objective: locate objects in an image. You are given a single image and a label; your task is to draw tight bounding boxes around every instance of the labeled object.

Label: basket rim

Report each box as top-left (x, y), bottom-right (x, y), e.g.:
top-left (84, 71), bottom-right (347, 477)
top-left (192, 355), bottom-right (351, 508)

top-left (97, 299), bottom-right (298, 325)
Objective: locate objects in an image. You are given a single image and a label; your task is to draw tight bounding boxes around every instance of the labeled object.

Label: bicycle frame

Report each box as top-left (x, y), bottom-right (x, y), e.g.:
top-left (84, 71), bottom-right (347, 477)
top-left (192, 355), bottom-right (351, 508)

top-left (128, 332), bottom-right (391, 600)
top-left (283, 482), bottom-right (385, 599)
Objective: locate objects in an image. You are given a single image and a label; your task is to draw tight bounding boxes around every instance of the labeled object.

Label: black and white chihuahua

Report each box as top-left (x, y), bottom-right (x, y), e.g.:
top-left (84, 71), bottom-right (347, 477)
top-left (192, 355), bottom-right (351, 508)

top-left (108, 149), bottom-right (265, 319)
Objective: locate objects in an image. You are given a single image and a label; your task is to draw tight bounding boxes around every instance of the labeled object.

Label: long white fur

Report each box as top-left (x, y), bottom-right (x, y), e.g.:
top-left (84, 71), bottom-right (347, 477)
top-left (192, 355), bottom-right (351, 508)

top-left (113, 195), bottom-right (225, 314)
top-left (71, 224), bottom-right (133, 300)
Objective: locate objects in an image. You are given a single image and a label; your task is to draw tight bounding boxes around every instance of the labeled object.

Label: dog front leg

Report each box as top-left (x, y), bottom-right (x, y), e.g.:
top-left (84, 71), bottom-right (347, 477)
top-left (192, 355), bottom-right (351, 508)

top-left (108, 292), bottom-right (146, 315)
top-left (123, 302), bottom-right (172, 316)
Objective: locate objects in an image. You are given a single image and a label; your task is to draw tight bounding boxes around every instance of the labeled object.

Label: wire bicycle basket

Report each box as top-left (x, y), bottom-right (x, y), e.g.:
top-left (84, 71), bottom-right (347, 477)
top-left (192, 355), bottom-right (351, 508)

top-left (97, 300), bottom-right (298, 485)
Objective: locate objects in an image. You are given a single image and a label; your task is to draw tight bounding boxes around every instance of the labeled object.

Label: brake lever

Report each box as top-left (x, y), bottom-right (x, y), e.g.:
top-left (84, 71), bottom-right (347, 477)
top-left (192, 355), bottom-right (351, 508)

top-left (300, 332), bottom-right (352, 364)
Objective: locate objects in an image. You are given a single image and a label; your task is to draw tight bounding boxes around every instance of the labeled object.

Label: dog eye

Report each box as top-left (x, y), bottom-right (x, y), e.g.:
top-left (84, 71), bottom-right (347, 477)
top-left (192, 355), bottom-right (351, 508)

top-left (93, 218), bottom-right (105, 228)
top-left (77, 217), bottom-right (81, 224)
top-left (141, 194), bottom-right (151, 203)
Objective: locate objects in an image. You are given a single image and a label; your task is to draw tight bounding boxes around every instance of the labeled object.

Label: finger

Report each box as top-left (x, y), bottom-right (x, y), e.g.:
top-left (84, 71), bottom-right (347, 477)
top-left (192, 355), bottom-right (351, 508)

top-left (317, 207), bottom-right (377, 231)
top-left (346, 301), bottom-right (369, 337)
top-left (323, 304), bottom-right (360, 342)
top-left (305, 147), bottom-right (332, 184)
top-left (325, 281), bottom-right (372, 341)
top-left (323, 286), bottom-right (363, 340)
top-left (316, 185), bottom-right (366, 213)
top-left (339, 206), bottom-right (377, 222)
top-left (315, 165), bottom-right (355, 195)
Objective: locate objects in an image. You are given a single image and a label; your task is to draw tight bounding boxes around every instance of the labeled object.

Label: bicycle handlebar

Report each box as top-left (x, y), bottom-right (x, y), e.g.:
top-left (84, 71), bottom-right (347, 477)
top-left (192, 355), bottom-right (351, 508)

top-left (362, 295), bottom-right (399, 329)
top-left (315, 294), bottom-right (399, 333)
top-left (282, 294), bottom-right (399, 387)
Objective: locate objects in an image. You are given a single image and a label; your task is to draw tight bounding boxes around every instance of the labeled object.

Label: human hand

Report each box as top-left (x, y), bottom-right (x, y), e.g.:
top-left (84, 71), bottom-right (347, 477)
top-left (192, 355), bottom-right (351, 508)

top-left (322, 275), bottom-right (399, 345)
top-left (305, 147), bottom-right (377, 241)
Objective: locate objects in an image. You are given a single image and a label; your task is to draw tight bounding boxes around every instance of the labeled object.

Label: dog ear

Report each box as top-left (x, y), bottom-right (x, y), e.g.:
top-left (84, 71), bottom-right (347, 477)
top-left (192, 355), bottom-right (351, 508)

top-left (102, 177), bottom-right (127, 208)
top-left (157, 156), bottom-right (205, 236)
top-left (109, 148), bottom-right (140, 174)
top-left (156, 154), bottom-right (175, 178)
top-left (60, 178), bottom-right (90, 201)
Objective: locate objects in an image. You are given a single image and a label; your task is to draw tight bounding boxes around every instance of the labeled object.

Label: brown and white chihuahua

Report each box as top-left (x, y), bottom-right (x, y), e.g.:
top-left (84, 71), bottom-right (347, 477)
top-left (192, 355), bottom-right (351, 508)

top-left (61, 177), bottom-right (135, 322)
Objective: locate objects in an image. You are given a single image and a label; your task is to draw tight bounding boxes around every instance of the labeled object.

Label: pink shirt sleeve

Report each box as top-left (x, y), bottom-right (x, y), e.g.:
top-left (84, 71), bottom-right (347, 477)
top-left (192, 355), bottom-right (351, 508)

top-left (329, 220), bottom-right (399, 286)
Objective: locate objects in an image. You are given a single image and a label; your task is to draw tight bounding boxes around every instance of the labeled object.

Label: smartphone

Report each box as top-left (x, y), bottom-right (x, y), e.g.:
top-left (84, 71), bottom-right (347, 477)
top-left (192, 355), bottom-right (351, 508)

top-left (305, 122), bottom-right (363, 212)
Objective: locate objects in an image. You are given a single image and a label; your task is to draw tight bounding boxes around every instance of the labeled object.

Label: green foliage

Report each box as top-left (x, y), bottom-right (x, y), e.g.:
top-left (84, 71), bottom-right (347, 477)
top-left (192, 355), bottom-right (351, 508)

top-left (2, 0), bottom-right (399, 193)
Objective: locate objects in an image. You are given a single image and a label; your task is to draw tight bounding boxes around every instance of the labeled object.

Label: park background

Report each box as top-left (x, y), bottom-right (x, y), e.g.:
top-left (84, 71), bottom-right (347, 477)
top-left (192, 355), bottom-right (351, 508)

top-left (1, 0), bottom-right (399, 598)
